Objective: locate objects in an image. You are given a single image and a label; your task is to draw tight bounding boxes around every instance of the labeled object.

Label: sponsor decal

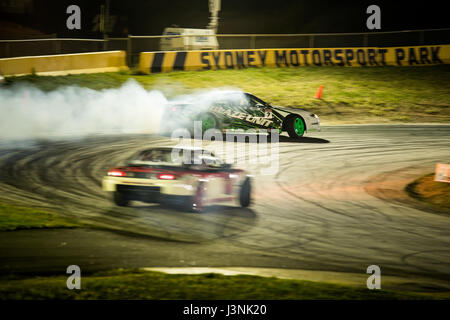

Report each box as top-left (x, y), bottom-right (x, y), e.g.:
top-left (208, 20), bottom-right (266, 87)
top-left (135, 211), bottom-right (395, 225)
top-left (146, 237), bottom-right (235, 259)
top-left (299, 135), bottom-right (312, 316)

top-left (209, 105), bottom-right (274, 127)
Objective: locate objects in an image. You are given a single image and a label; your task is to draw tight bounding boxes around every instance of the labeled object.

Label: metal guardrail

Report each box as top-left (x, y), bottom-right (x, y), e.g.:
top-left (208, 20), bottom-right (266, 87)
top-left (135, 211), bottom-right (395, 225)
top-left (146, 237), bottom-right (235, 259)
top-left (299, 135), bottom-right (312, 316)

top-left (1, 28), bottom-right (449, 67)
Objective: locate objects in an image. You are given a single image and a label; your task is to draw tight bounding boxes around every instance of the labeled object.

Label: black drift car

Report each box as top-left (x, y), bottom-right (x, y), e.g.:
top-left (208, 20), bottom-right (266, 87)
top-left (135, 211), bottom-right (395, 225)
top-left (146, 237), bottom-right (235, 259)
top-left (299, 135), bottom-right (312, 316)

top-left (160, 91), bottom-right (320, 139)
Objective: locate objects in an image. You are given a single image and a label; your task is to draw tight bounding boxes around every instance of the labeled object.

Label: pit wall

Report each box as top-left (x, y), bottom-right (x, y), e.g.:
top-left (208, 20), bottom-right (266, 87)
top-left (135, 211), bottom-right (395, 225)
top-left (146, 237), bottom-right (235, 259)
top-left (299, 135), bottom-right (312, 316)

top-left (139, 45), bottom-right (450, 74)
top-left (0, 50), bottom-right (128, 76)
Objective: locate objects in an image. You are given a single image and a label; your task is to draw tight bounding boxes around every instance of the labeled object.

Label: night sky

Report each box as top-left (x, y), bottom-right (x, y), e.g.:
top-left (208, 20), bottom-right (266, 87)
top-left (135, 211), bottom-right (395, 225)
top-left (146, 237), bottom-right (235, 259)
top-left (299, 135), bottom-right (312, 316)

top-left (1, 0), bottom-right (449, 38)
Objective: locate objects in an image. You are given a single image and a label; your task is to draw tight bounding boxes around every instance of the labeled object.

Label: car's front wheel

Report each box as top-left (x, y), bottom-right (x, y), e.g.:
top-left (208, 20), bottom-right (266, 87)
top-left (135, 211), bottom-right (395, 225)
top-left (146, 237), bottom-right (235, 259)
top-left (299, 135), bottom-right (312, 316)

top-left (113, 191), bottom-right (129, 207)
top-left (285, 114), bottom-right (305, 139)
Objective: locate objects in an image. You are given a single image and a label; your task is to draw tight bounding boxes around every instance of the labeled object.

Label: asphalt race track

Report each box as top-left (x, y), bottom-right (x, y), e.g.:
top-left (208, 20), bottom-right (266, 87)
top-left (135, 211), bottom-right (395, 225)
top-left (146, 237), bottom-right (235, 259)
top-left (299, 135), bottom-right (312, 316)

top-left (0, 125), bottom-right (449, 285)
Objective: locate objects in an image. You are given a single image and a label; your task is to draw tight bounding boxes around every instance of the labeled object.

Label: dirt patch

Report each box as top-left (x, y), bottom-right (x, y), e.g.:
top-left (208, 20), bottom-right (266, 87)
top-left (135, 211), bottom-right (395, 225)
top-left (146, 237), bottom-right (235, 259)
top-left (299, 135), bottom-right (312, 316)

top-left (364, 165), bottom-right (450, 216)
top-left (405, 173), bottom-right (450, 211)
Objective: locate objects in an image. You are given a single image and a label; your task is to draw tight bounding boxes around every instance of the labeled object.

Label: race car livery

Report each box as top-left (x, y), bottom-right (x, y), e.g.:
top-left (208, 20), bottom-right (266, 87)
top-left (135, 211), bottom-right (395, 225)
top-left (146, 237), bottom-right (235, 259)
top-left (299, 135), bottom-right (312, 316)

top-left (102, 147), bottom-right (251, 212)
top-left (160, 92), bottom-right (320, 139)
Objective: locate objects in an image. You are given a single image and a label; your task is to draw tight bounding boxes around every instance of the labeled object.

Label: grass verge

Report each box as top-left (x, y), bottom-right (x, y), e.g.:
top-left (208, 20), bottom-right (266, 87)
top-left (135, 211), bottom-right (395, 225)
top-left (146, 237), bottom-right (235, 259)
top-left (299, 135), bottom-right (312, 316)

top-left (4, 65), bottom-right (450, 124)
top-left (0, 202), bottom-right (81, 231)
top-left (0, 269), bottom-right (434, 300)
top-left (405, 173), bottom-right (450, 211)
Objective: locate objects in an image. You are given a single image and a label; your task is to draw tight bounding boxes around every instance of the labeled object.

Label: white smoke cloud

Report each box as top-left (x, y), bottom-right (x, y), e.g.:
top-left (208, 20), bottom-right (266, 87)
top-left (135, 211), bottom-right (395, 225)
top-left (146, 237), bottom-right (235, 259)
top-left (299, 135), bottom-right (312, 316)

top-left (0, 80), bottom-right (246, 150)
top-left (0, 79), bottom-right (167, 141)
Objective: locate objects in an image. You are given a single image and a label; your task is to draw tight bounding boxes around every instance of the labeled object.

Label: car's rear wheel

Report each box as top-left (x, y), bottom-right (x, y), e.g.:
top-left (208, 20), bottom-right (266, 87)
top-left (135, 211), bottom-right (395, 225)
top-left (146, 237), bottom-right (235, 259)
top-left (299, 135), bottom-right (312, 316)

top-left (186, 182), bottom-right (205, 213)
top-left (239, 177), bottom-right (251, 207)
top-left (113, 191), bottom-right (129, 207)
top-left (285, 114), bottom-right (305, 139)
top-left (195, 113), bottom-right (221, 135)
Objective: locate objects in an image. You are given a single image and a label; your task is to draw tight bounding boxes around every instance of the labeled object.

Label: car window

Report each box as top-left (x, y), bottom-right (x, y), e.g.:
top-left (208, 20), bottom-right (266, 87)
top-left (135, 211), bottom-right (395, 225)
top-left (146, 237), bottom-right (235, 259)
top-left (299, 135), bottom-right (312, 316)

top-left (170, 149), bottom-right (220, 167)
top-left (247, 97), bottom-right (260, 108)
top-left (199, 155), bottom-right (223, 168)
top-left (129, 148), bottom-right (225, 169)
top-left (226, 94), bottom-right (267, 110)
top-left (221, 93), bottom-right (250, 109)
top-left (137, 149), bottom-right (172, 162)
top-left (247, 94), bottom-right (267, 108)
top-left (211, 100), bottom-right (229, 108)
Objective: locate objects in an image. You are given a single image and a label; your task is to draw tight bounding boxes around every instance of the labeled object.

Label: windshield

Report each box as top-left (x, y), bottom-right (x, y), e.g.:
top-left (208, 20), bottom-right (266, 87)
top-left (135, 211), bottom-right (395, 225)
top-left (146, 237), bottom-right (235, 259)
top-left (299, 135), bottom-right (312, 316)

top-left (127, 148), bottom-right (224, 169)
top-left (246, 94), bottom-right (268, 107)
top-left (133, 149), bottom-right (173, 163)
top-left (211, 92), bottom-right (267, 109)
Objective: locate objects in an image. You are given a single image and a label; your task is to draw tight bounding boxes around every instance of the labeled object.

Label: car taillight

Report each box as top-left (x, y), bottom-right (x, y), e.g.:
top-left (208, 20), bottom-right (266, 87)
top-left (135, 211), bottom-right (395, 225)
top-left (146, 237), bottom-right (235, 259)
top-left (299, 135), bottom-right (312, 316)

top-left (108, 170), bottom-right (126, 177)
top-left (158, 173), bottom-right (175, 180)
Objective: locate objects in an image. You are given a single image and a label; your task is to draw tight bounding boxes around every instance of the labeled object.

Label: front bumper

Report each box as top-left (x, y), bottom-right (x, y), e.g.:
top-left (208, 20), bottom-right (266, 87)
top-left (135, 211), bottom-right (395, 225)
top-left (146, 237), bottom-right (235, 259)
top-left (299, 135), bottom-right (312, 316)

top-left (307, 114), bottom-right (321, 132)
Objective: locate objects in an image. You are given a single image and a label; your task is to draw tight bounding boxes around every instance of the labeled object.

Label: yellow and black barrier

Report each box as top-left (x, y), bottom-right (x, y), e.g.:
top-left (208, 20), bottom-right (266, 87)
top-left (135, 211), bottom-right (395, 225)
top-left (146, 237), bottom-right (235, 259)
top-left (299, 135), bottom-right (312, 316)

top-left (139, 45), bottom-right (450, 74)
top-left (0, 50), bottom-right (128, 76)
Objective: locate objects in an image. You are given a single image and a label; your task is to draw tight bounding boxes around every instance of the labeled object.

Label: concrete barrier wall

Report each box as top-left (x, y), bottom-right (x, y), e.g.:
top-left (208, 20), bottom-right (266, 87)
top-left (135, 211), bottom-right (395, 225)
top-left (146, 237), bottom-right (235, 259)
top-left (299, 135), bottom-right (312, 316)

top-left (0, 50), bottom-right (128, 76)
top-left (139, 45), bottom-right (450, 74)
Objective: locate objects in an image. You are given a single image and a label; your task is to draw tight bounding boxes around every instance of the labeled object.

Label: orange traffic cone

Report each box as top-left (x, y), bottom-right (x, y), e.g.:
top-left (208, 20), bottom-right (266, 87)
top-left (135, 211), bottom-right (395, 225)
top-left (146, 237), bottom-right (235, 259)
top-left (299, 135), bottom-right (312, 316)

top-left (314, 85), bottom-right (324, 99)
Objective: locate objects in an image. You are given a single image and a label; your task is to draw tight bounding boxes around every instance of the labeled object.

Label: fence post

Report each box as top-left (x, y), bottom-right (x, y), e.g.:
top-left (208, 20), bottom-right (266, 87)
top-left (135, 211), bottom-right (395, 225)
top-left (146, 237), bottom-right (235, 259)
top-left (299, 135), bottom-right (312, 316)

top-left (103, 34), bottom-right (108, 51)
top-left (127, 35), bottom-right (132, 67)
top-left (53, 40), bottom-right (61, 54)
top-left (309, 35), bottom-right (314, 48)
top-left (5, 42), bottom-right (10, 57)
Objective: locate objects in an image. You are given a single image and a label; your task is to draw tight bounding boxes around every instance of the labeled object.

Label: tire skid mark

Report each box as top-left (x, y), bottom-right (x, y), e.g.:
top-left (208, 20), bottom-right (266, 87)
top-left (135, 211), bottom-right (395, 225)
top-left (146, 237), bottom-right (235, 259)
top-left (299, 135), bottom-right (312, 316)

top-left (0, 127), bottom-right (449, 278)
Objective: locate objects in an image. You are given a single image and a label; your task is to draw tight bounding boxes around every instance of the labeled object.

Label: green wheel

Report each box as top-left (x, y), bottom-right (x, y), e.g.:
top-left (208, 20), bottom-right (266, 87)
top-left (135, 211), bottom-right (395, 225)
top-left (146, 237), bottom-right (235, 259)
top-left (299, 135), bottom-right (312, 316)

top-left (198, 113), bottom-right (218, 133)
top-left (294, 117), bottom-right (305, 136)
top-left (285, 114), bottom-right (305, 139)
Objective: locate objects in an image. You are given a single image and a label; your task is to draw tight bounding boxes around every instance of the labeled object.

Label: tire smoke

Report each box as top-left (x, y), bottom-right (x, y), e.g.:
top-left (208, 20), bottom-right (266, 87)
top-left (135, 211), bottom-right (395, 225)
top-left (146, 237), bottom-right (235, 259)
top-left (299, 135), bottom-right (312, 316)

top-left (0, 79), bottom-right (167, 141)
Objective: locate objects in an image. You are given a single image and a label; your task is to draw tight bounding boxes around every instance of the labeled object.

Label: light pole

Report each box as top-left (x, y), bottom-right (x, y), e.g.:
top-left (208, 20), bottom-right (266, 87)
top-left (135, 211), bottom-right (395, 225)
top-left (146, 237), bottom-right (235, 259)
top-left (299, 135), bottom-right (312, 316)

top-left (207, 0), bottom-right (221, 33)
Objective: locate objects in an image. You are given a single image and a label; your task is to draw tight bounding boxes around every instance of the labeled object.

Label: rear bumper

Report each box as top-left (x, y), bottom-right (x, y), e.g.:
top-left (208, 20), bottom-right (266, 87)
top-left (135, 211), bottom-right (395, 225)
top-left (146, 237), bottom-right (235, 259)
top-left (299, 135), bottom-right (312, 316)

top-left (116, 184), bottom-right (162, 202)
top-left (102, 176), bottom-right (194, 196)
top-left (117, 184), bottom-right (191, 205)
